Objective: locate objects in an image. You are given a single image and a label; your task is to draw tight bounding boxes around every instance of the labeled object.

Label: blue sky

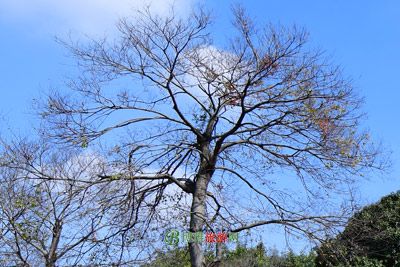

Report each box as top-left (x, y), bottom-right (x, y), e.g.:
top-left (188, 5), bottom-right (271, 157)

top-left (0, 0), bottom-right (399, 252)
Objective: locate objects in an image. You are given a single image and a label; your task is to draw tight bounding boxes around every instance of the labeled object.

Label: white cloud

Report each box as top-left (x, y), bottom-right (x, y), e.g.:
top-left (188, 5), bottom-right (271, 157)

top-left (0, 0), bottom-right (195, 37)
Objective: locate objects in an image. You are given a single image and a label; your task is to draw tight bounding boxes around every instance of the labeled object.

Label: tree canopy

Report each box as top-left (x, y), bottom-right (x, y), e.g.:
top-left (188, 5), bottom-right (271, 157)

top-left (39, 5), bottom-right (386, 266)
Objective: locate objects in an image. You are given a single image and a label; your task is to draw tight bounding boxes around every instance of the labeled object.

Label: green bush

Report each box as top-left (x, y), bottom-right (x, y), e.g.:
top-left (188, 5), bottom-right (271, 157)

top-left (316, 191), bottom-right (400, 266)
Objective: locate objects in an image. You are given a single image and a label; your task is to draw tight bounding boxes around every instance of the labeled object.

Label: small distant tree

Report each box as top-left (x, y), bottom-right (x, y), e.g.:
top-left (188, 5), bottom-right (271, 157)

top-left (40, 5), bottom-right (386, 266)
top-left (316, 191), bottom-right (400, 266)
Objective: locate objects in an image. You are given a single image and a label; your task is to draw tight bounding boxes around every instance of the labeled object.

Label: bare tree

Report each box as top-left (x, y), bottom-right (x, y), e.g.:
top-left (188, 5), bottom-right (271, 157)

top-left (39, 6), bottom-right (386, 266)
top-left (0, 137), bottom-right (157, 266)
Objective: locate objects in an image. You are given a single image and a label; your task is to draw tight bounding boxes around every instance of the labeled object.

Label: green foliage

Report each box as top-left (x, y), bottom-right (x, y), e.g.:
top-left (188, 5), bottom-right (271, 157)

top-left (352, 256), bottom-right (385, 267)
top-left (142, 247), bottom-right (191, 267)
top-left (80, 136), bottom-right (88, 148)
top-left (316, 191), bottom-right (400, 266)
top-left (223, 243), bottom-right (270, 267)
top-left (285, 250), bottom-right (317, 267)
top-left (143, 243), bottom-right (317, 267)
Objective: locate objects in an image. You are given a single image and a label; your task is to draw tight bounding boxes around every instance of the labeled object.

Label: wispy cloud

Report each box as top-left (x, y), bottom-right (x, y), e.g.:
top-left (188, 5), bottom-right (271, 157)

top-left (0, 0), bottom-right (195, 37)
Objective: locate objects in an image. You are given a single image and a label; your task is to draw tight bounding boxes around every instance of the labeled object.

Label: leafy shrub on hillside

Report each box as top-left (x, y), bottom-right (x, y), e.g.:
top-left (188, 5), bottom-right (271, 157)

top-left (316, 191), bottom-right (400, 266)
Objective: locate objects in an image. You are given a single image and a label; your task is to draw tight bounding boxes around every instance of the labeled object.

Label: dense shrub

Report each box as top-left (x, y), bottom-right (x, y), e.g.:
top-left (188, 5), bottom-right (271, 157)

top-left (316, 191), bottom-right (400, 266)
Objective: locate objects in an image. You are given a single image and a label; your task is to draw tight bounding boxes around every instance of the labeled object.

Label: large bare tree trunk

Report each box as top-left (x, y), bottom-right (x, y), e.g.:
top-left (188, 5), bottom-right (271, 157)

top-left (46, 219), bottom-right (62, 267)
top-left (189, 173), bottom-right (209, 267)
top-left (190, 139), bottom-right (214, 267)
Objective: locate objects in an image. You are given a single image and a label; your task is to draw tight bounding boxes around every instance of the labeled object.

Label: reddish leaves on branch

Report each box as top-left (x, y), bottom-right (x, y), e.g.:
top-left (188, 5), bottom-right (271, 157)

top-left (259, 55), bottom-right (279, 74)
top-left (221, 81), bottom-right (241, 106)
top-left (318, 117), bottom-right (333, 138)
